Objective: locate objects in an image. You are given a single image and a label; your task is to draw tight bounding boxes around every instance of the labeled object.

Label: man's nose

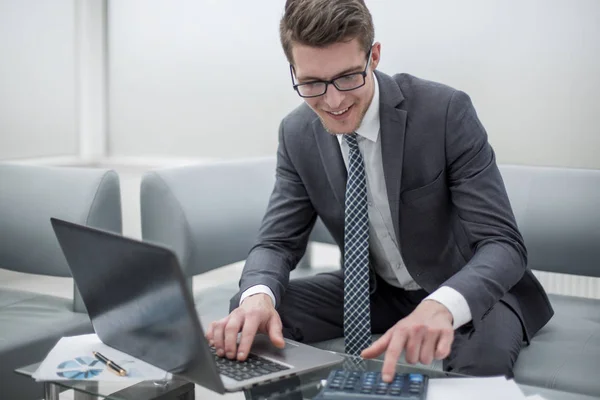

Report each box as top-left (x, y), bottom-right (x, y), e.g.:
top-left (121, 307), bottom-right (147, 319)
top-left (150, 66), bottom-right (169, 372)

top-left (323, 84), bottom-right (344, 109)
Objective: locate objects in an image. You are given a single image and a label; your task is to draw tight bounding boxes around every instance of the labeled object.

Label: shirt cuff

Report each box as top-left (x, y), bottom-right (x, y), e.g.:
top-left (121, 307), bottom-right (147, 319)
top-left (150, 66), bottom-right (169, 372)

top-left (424, 286), bottom-right (472, 329)
top-left (240, 285), bottom-right (276, 308)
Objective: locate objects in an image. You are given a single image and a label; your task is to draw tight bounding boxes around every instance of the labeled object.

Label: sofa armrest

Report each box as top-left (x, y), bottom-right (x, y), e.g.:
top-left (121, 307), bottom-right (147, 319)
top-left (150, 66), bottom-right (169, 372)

top-left (499, 165), bottom-right (600, 277)
top-left (0, 164), bottom-right (122, 312)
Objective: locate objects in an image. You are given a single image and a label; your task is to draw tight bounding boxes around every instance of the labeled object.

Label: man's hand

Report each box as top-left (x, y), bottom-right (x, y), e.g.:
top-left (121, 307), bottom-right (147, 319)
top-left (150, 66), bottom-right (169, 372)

top-left (205, 294), bottom-right (285, 362)
top-left (361, 300), bottom-right (454, 382)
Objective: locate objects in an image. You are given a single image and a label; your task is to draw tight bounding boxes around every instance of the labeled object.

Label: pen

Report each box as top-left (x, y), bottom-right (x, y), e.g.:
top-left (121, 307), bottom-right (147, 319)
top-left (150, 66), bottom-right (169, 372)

top-left (93, 351), bottom-right (128, 377)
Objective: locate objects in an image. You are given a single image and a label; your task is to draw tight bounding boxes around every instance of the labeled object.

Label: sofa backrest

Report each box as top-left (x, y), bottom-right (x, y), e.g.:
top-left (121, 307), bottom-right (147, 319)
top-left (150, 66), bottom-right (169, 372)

top-left (0, 164), bottom-right (122, 277)
top-left (141, 158), bottom-right (278, 276)
top-left (499, 165), bottom-right (600, 277)
top-left (0, 164), bottom-right (122, 312)
top-left (141, 158), bottom-right (600, 279)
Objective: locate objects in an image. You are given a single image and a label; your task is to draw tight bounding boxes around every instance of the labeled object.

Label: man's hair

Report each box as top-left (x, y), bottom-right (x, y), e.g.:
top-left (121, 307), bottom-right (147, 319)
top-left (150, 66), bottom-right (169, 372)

top-left (280, 0), bottom-right (374, 64)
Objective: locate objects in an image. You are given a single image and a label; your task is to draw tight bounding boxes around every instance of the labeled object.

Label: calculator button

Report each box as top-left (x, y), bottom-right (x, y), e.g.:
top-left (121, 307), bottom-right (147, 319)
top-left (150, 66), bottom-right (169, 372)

top-left (323, 370), bottom-right (426, 399)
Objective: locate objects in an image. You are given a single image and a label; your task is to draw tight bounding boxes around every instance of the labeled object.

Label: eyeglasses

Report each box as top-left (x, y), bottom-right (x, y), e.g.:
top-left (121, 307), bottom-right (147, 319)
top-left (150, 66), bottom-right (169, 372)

top-left (290, 49), bottom-right (373, 98)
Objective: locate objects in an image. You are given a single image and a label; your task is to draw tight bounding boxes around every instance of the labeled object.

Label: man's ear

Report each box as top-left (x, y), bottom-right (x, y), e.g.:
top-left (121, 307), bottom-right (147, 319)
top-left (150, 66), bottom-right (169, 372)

top-left (371, 42), bottom-right (381, 70)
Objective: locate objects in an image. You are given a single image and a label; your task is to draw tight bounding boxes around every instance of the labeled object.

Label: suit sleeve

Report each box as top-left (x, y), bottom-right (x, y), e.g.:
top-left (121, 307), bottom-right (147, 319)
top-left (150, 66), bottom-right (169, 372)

top-left (440, 90), bottom-right (527, 331)
top-left (231, 119), bottom-right (317, 310)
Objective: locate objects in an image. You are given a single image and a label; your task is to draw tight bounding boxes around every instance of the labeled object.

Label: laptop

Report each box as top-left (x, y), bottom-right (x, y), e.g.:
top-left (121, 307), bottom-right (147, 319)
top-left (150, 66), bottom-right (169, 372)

top-left (50, 218), bottom-right (343, 394)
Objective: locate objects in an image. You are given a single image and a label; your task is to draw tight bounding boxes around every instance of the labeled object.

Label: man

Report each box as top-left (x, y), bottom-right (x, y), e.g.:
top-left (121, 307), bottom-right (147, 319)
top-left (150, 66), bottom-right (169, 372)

top-left (206, 0), bottom-right (553, 381)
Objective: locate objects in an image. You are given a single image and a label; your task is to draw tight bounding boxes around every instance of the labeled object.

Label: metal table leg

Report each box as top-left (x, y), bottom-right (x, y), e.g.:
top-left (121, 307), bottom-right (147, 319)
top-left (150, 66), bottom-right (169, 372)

top-left (74, 381), bottom-right (99, 400)
top-left (44, 382), bottom-right (60, 400)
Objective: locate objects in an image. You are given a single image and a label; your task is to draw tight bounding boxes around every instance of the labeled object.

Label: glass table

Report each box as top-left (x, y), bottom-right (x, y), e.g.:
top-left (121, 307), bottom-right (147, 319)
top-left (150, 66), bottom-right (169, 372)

top-left (16, 354), bottom-right (460, 400)
top-left (16, 354), bottom-right (598, 400)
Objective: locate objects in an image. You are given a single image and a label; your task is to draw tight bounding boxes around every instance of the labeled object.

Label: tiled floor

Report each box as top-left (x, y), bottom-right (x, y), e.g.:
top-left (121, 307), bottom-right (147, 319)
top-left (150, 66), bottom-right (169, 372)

top-left (2, 167), bottom-right (599, 399)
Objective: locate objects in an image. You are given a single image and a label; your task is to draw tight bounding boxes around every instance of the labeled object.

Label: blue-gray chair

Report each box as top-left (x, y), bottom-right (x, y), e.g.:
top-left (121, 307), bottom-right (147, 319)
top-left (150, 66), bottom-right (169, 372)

top-left (0, 164), bottom-right (122, 400)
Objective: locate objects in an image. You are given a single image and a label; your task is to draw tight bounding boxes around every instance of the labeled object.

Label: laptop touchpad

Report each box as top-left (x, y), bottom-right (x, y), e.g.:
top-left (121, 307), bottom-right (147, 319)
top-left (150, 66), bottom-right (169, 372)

top-left (250, 334), bottom-right (295, 354)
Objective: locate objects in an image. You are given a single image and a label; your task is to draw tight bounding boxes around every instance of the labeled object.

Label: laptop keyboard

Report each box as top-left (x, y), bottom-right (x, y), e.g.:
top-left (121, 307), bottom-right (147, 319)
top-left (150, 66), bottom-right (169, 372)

top-left (210, 347), bottom-right (291, 381)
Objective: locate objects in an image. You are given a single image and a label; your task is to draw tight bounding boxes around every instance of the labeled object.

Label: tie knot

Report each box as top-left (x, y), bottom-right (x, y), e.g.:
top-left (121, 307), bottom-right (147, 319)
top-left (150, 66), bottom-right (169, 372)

top-left (344, 133), bottom-right (359, 151)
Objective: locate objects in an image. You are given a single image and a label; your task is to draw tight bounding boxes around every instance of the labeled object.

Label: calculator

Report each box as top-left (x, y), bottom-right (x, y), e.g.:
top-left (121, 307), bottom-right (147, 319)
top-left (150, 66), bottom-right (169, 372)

top-left (314, 369), bottom-right (429, 399)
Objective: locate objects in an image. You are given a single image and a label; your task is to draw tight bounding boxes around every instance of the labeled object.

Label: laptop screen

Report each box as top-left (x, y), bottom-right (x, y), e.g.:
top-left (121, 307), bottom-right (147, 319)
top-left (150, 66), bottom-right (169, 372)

top-left (51, 218), bottom-right (204, 373)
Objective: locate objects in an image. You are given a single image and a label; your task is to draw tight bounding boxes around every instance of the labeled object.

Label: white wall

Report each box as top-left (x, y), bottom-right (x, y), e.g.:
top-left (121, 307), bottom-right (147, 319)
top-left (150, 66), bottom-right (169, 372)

top-left (0, 0), bottom-right (78, 160)
top-left (107, 0), bottom-right (301, 160)
top-left (369, 0), bottom-right (600, 169)
top-left (107, 0), bottom-right (600, 168)
top-left (4, 1), bottom-right (596, 167)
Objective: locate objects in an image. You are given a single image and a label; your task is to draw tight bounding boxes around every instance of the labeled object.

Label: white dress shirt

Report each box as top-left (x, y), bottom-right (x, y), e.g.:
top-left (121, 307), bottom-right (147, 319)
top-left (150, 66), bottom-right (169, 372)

top-left (241, 74), bottom-right (472, 330)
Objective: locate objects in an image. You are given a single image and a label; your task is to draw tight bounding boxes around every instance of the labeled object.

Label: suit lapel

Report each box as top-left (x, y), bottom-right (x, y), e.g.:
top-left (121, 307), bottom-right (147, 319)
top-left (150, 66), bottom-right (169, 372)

top-left (376, 71), bottom-right (407, 244)
top-left (313, 118), bottom-right (346, 208)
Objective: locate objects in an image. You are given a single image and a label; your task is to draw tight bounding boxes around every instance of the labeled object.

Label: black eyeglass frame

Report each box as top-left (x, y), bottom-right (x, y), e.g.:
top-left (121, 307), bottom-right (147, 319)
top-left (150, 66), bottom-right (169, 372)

top-left (289, 48), bottom-right (373, 98)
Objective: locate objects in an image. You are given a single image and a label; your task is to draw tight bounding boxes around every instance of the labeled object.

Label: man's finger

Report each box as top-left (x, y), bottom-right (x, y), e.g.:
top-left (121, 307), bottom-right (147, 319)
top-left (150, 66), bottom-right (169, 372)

top-left (267, 313), bottom-right (286, 349)
top-left (361, 329), bottom-right (392, 359)
top-left (418, 329), bottom-right (437, 365)
top-left (212, 317), bottom-right (229, 357)
top-left (381, 329), bottom-right (407, 383)
top-left (224, 312), bottom-right (244, 359)
top-left (435, 327), bottom-right (454, 360)
top-left (405, 326), bottom-right (425, 364)
top-left (205, 321), bottom-right (215, 342)
top-left (236, 314), bottom-right (260, 361)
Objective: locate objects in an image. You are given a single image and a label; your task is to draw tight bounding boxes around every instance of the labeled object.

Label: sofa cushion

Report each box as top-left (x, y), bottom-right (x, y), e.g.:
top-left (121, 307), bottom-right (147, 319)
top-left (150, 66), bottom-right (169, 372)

top-left (519, 383), bottom-right (600, 400)
top-left (0, 288), bottom-right (92, 352)
top-left (0, 288), bottom-right (93, 400)
top-left (513, 294), bottom-right (600, 397)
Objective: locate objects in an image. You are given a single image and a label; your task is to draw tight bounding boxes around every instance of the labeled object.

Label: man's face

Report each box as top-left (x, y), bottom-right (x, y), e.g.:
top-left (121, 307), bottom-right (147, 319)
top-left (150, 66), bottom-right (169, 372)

top-left (291, 38), bottom-right (380, 135)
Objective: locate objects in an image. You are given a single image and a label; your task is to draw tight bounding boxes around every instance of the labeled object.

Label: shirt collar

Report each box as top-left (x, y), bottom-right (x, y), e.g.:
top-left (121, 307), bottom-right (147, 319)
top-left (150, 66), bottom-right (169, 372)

top-left (337, 72), bottom-right (380, 144)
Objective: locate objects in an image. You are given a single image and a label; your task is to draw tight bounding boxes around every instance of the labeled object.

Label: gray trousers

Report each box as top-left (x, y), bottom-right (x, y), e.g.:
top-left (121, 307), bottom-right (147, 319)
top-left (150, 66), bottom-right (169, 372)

top-left (275, 270), bottom-right (524, 377)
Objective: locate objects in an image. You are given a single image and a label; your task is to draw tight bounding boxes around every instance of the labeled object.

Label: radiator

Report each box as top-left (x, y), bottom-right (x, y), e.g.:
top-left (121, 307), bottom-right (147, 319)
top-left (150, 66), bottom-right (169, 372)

top-left (533, 271), bottom-right (600, 299)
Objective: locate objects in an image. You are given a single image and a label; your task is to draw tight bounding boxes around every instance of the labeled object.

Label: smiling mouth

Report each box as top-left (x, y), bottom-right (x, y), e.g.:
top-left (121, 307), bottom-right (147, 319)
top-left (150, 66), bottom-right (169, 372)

top-left (326, 106), bottom-right (351, 117)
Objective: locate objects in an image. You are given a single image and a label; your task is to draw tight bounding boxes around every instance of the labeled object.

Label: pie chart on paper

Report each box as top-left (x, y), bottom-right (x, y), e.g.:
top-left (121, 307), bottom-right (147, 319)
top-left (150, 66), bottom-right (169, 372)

top-left (56, 356), bottom-right (104, 379)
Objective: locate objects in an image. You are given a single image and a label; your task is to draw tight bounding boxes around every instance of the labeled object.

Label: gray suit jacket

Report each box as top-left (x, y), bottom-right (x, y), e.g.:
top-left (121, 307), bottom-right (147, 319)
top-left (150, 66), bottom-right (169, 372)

top-left (235, 70), bottom-right (553, 341)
